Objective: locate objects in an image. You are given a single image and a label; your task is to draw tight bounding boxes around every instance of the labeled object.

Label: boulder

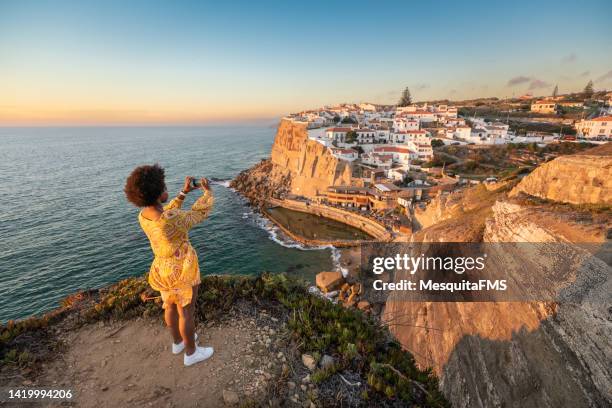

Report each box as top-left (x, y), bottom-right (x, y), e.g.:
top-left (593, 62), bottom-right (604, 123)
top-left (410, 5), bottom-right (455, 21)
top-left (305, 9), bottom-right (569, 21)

top-left (222, 389), bottom-right (239, 406)
top-left (316, 271), bottom-right (344, 293)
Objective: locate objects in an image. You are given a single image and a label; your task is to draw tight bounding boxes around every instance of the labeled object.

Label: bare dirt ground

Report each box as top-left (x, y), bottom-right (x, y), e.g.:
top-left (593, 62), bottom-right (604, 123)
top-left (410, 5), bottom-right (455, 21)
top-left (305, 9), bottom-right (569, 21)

top-left (32, 310), bottom-right (290, 408)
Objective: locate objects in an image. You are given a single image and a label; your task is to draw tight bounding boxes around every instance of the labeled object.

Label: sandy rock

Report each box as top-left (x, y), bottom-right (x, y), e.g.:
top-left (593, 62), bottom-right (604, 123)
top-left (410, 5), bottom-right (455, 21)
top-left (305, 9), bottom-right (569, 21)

top-left (301, 354), bottom-right (317, 371)
top-left (316, 272), bottom-right (344, 293)
top-left (509, 144), bottom-right (612, 205)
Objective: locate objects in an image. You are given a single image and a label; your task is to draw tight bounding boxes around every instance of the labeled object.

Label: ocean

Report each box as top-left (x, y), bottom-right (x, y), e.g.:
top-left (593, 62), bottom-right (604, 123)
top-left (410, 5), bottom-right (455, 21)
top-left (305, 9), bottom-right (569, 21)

top-left (0, 125), bottom-right (335, 322)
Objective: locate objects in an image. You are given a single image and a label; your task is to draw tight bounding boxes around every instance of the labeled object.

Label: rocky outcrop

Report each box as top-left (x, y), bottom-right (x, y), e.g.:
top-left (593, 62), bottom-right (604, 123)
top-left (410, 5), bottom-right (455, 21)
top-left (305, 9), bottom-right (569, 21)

top-left (509, 143), bottom-right (612, 205)
top-left (231, 119), bottom-right (353, 206)
top-left (231, 159), bottom-right (291, 208)
top-left (384, 160), bottom-right (611, 407)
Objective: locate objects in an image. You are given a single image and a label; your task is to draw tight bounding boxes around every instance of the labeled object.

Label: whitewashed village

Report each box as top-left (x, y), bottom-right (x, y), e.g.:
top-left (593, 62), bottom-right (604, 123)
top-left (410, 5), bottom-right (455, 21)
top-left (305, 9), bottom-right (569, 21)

top-left (280, 86), bottom-right (612, 233)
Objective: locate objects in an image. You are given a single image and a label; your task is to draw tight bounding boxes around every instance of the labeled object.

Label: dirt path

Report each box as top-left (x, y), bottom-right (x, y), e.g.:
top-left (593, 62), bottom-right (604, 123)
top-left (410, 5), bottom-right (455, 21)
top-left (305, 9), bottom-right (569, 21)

top-left (39, 314), bottom-right (284, 407)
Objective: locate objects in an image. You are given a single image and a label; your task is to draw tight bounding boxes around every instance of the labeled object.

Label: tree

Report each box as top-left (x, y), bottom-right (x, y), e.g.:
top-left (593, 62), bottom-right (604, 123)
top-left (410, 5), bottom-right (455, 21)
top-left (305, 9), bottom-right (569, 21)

top-left (397, 87), bottom-right (412, 107)
top-left (345, 130), bottom-right (357, 144)
top-left (552, 84), bottom-right (558, 97)
top-left (431, 139), bottom-right (445, 148)
top-left (583, 80), bottom-right (594, 99)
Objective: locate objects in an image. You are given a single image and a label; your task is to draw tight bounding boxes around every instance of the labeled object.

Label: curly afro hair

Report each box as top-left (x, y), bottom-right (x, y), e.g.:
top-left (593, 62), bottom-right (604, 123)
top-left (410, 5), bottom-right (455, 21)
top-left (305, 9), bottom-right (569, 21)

top-left (124, 164), bottom-right (166, 207)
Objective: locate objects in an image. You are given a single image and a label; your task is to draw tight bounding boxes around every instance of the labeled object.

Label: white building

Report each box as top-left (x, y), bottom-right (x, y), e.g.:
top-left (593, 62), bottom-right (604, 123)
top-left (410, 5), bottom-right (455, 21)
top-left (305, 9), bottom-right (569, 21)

top-left (453, 126), bottom-right (472, 140)
top-left (404, 110), bottom-right (436, 122)
top-left (373, 146), bottom-right (415, 165)
top-left (574, 115), bottom-right (612, 139)
top-left (484, 122), bottom-right (509, 139)
top-left (444, 118), bottom-right (466, 127)
top-left (388, 168), bottom-right (408, 182)
top-left (531, 100), bottom-right (556, 113)
top-left (393, 118), bottom-right (419, 132)
top-left (391, 130), bottom-right (430, 144)
top-left (361, 152), bottom-right (393, 168)
top-left (376, 129), bottom-right (391, 143)
top-left (410, 141), bottom-right (434, 161)
top-left (329, 147), bottom-right (358, 161)
top-left (325, 127), bottom-right (353, 143)
top-left (356, 129), bottom-right (376, 144)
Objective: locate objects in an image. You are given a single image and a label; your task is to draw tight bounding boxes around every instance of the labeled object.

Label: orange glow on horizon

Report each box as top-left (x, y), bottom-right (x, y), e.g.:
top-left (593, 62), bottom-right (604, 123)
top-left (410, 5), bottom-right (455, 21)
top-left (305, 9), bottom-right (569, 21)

top-left (0, 103), bottom-right (287, 126)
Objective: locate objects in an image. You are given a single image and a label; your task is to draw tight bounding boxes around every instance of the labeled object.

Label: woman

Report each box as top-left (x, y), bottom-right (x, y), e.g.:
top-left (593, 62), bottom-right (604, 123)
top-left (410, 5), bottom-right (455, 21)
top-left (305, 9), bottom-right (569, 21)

top-left (124, 164), bottom-right (214, 366)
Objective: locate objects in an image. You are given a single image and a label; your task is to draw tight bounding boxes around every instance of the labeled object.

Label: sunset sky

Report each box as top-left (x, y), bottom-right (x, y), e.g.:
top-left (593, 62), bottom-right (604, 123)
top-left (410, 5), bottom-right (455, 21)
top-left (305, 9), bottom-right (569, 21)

top-left (1, 0), bottom-right (611, 125)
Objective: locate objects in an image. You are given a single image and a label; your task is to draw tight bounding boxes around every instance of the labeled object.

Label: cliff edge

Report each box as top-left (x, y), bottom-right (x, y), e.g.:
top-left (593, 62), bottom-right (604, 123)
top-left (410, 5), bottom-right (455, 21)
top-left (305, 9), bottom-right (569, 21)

top-left (231, 119), bottom-right (352, 206)
top-left (509, 143), bottom-right (612, 205)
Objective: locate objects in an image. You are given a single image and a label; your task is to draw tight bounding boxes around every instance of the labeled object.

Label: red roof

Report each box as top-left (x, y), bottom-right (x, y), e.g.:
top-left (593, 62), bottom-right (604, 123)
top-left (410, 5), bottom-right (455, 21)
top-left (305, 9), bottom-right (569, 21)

top-left (374, 146), bottom-right (414, 154)
top-left (326, 127), bottom-right (353, 132)
top-left (591, 116), bottom-right (612, 122)
top-left (331, 148), bottom-right (357, 154)
top-left (406, 111), bottom-right (434, 115)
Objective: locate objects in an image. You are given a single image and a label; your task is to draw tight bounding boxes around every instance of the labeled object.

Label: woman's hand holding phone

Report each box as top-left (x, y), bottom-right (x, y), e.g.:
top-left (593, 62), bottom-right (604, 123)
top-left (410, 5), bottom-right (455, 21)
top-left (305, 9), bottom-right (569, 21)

top-left (182, 176), bottom-right (197, 193)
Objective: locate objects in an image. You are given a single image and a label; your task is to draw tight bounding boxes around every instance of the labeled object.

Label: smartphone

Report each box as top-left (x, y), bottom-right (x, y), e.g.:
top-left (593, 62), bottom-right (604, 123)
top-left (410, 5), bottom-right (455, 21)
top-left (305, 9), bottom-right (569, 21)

top-left (191, 178), bottom-right (209, 188)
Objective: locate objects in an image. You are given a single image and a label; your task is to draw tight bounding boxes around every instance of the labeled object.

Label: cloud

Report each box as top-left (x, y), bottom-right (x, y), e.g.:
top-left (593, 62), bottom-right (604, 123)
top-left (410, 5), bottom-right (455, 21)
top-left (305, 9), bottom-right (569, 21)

top-left (561, 53), bottom-right (577, 63)
top-left (579, 70), bottom-right (590, 78)
top-left (507, 76), bottom-right (531, 86)
top-left (528, 79), bottom-right (551, 90)
top-left (595, 69), bottom-right (612, 83)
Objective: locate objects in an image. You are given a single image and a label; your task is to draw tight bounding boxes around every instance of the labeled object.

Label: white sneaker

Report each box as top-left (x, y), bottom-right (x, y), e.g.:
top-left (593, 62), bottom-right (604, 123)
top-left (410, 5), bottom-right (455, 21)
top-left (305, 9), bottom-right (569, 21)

top-left (172, 333), bottom-right (199, 355)
top-left (184, 346), bottom-right (214, 366)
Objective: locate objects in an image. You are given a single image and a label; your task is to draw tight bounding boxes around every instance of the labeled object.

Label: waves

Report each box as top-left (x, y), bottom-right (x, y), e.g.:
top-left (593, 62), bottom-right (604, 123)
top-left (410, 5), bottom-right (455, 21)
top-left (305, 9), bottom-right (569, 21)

top-left (210, 178), bottom-right (231, 188)
top-left (217, 174), bottom-right (347, 274)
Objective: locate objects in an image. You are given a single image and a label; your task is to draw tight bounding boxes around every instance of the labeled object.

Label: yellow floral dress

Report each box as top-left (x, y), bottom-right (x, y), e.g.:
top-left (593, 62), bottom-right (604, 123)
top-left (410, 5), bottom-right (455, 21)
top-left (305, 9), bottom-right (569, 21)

top-left (138, 190), bottom-right (214, 309)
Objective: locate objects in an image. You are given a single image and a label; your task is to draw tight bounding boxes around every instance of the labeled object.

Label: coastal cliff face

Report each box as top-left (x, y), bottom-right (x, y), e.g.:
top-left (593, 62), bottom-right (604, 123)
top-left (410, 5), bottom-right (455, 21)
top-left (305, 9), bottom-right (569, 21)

top-left (385, 146), bottom-right (612, 407)
top-left (231, 119), bottom-right (352, 206)
top-left (271, 119), bottom-right (353, 197)
top-left (509, 143), bottom-right (612, 205)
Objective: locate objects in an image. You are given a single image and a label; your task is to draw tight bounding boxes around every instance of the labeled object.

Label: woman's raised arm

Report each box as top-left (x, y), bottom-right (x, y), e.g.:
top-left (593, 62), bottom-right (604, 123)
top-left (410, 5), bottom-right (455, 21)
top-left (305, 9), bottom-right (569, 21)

top-left (172, 179), bottom-right (214, 231)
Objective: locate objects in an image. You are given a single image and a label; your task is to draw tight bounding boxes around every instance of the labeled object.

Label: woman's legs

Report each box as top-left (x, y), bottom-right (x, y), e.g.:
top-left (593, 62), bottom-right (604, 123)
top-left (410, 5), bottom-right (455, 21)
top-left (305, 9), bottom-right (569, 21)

top-left (176, 284), bottom-right (199, 356)
top-left (164, 304), bottom-right (182, 345)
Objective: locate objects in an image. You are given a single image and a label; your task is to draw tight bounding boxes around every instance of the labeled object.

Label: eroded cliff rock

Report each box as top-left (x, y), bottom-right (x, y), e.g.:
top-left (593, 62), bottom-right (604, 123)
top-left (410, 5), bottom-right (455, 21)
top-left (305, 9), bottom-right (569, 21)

top-left (385, 198), bottom-right (611, 407)
top-left (384, 147), bottom-right (612, 407)
top-left (231, 119), bottom-right (352, 206)
top-left (509, 143), bottom-right (612, 205)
